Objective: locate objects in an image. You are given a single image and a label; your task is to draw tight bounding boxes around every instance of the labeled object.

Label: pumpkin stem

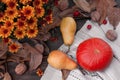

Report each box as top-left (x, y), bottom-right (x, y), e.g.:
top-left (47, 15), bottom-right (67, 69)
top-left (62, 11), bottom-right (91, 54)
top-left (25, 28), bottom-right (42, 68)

top-left (94, 49), bottom-right (100, 54)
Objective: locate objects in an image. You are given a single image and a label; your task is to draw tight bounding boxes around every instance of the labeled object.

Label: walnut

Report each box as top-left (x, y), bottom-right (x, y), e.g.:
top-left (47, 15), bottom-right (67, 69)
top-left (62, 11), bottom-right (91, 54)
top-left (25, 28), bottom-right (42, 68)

top-left (106, 30), bottom-right (118, 41)
top-left (15, 63), bottom-right (27, 75)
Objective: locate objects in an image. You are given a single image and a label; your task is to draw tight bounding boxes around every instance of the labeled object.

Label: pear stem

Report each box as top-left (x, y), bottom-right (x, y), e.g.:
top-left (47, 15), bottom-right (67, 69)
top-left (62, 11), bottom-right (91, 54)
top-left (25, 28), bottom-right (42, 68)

top-left (66, 46), bottom-right (70, 54)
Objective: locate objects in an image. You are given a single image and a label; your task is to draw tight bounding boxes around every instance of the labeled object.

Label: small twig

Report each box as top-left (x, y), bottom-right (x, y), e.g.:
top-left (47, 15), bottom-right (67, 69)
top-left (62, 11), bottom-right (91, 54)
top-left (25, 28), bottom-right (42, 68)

top-left (66, 46), bottom-right (70, 54)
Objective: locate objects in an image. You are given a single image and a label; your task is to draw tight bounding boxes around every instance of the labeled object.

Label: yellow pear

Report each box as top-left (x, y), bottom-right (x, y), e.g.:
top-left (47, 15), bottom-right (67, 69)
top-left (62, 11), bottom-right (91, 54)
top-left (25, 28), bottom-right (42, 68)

top-left (47, 50), bottom-right (77, 70)
top-left (60, 17), bottom-right (76, 46)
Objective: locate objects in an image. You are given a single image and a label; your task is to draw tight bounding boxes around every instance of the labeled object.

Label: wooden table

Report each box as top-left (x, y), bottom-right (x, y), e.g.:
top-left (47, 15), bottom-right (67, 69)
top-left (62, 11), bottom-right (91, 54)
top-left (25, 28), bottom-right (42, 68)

top-left (41, 19), bottom-right (120, 80)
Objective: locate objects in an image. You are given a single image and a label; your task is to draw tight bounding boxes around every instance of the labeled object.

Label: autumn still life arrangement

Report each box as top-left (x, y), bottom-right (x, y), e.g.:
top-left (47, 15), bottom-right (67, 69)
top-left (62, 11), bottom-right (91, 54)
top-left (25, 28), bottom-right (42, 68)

top-left (0, 0), bottom-right (120, 80)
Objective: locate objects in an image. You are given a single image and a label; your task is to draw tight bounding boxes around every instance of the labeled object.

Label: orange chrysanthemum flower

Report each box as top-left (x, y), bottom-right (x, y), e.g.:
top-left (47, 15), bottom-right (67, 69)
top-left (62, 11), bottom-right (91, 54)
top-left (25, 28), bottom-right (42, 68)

top-left (26, 28), bottom-right (38, 38)
top-left (0, 12), bottom-right (5, 22)
top-left (21, 5), bottom-right (35, 19)
top-left (15, 19), bottom-right (26, 30)
top-left (42, 0), bottom-right (48, 4)
top-left (4, 20), bottom-right (14, 30)
top-left (45, 14), bottom-right (53, 24)
top-left (19, 13), bottom-right (27, 21)
top-left (8, 42), bottom-right (21, 53)
top-left (3, 38), bottom-right (12, 44)
top-left (39, 20), bottom-right (46, 26)
top-left (33, 0), bottom-right (43, 7)
top-left (27, 17), bottom-right (37, 28)
top-left (19, 0), bottom-right (32, 5)
top-left (35, 7), bottom-right (45, 18)
top-left (5, 8), bottom-right (18, 19)
top-left (0, 23), bottom-right (3, 28)
top-left (6, 0), bottom-right (17, 9)
top-left (14, 29), bottom-right (26, 39)
top-left (0, 26), bottom-right (11, 38)
top-left (36, 69), bottom-right (43, 76)
top-left (2, 0), bottom-right (16, 2)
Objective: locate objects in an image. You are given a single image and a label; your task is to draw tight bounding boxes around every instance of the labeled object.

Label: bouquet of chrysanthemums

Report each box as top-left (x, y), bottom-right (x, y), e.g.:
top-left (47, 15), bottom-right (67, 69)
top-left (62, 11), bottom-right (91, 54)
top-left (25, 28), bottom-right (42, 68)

top-left (0, 0), bottom-right (54, 53)
top-left (0, 0), bottom-right (57, 79)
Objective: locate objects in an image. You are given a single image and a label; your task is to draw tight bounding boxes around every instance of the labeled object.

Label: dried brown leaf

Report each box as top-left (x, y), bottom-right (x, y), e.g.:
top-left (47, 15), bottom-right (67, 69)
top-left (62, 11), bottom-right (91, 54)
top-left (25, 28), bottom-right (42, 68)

top-left (58, 0), bottom-right (69, 10)
top-left (29, 50), bottom-right (43, 71)
top-left (107, 7), bottom-right (120, 28)
top-left (3, 72), bottom-right (12, 80)
top-left (73, 0), bottom-right (91, 12)
top-left (34, 44), bottom-right (44, 54)
top-left (0, 72), bottom-right (4, 79)
top-left (96, 0), bottom-right (108, 24)
top-left (40, 41), bottom-right (49, 56)
top-left (52, 7), bottom-right (61, 16)
top-left (37, 32), bottom-right (51, 41)
top-left (0, 65), bottom-right (5, 71)
top-left (0, 54), bottom-right (6, 60)
top-left (0, 41), bottom-right (8, 58)
top-left (7, 55), bottom-right (21, 63)
top-left (61, 69), bottom-right (71, 80)
top-left (89, 0), bottom-right (117, 24)
top-left (89, 0), bottom-right (98, 10)
top-left (7, 54), bottom-right (30, 63)
top-left (23, 43), bottom-right (43, 71)
top-left (0, 61), bottom-right (5, 65)
top-left (59, 5), bottom-right (77, 18)
top-left (15, 43), bottom-right (31, 58)
top-left (90, 11), bottom-right (100, 22)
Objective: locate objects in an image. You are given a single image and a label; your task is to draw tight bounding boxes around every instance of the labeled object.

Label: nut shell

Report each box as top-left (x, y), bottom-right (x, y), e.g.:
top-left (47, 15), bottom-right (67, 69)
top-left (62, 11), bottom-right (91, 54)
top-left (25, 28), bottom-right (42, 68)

top-left (15, 63), bottom-right (27, 75)
top-left (106, 30), bottom-right (117, 41)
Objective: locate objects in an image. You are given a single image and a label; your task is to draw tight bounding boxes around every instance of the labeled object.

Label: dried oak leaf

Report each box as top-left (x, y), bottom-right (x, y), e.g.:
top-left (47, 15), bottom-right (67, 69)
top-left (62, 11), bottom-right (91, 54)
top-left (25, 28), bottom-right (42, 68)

top-left (107, 7), bottom-right (120, 28)
top-left (61, 69), bottom-right (71, 80)
top-left (0, 41), bottom-right (8, 58)
top-left (23, 43), bottom-right (43, 71)
top-left (3, 72), bottom-right (12, 80)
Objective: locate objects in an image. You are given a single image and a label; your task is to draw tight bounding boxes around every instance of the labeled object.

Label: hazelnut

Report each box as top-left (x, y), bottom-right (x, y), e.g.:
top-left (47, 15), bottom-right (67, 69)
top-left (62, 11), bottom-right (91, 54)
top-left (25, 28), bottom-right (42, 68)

top-left (15, 63), bottom-right (27, 75)
top-left (106, 30), bottom-right (118, 41)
